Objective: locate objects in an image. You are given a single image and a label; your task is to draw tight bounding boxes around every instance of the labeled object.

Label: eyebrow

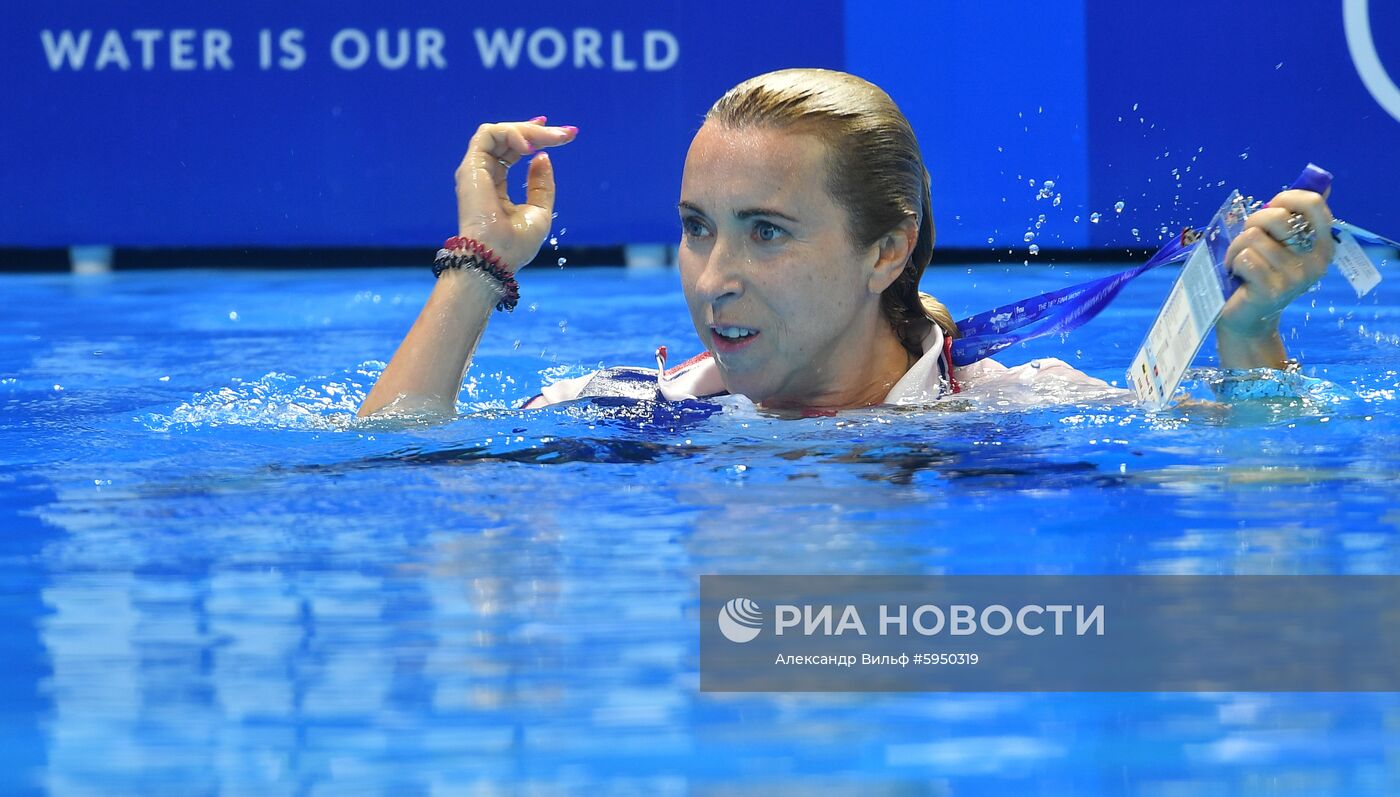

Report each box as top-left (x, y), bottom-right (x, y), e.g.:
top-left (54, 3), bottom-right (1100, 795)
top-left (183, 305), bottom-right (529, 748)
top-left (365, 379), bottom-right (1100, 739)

top-left (677, 201), bottom-right (800, 223)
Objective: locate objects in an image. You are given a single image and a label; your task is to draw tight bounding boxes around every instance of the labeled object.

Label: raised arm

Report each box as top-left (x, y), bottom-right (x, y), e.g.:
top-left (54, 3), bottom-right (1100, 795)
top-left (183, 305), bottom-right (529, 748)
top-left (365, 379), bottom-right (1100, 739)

top-left (1214, 188), bottom-right (1335, 370)
top-left (358, 119), bottom-right (578, 418)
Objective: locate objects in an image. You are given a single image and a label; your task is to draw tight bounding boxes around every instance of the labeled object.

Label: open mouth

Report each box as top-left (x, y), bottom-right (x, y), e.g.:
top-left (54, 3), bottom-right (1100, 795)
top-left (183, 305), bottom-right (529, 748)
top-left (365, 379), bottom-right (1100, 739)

top-left (710, 325), bottom-right (760, 352)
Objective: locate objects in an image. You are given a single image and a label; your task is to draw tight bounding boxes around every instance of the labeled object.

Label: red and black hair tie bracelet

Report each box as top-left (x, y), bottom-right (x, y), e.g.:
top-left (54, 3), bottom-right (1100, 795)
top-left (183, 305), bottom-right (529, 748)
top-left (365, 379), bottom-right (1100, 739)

top-left (433, 236), bottom-right (520, 312)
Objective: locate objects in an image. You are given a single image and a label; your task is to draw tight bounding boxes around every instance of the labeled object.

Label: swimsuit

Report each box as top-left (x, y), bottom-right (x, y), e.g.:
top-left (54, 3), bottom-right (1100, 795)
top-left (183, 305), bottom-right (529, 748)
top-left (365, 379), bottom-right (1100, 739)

top-left (522, 326), bottom-right (1117, 409)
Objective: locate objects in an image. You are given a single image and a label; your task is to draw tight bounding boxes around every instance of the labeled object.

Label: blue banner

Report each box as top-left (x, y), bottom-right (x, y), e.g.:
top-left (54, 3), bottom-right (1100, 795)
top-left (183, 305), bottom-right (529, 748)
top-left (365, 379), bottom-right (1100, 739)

top-left (2, 2), bottom-right (1395, 251)
top-left (0, 1), bottom-right (843, 247)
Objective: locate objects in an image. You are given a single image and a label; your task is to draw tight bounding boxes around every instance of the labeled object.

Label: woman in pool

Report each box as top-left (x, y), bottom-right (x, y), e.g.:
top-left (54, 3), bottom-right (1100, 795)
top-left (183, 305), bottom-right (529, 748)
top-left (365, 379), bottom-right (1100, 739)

top-left (358, 68), bottom-right (1335, 418)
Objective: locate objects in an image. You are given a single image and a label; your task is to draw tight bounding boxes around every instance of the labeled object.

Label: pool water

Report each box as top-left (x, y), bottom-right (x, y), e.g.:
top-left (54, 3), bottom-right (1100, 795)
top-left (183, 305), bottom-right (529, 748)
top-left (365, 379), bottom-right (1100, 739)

top-left (3, 261), bottom-right (1400, 795)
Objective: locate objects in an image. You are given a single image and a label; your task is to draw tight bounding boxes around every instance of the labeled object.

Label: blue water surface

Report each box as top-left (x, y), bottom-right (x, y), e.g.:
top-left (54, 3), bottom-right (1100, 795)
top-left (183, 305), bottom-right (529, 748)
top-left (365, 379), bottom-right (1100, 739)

top-left (2, 261), bottom-right (1400, 796)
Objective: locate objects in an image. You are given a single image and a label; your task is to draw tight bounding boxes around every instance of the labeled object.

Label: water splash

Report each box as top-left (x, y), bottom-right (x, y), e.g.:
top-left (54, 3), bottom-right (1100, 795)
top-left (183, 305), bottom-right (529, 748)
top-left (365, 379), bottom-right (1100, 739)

top-left (141, 368), bottom-right (379, 432)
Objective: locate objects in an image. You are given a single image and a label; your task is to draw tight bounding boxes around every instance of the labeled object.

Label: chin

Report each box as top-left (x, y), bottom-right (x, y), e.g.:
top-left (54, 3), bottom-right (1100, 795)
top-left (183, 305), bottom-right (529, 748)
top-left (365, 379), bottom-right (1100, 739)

top-left (712, 363), bottom-right (774, 403)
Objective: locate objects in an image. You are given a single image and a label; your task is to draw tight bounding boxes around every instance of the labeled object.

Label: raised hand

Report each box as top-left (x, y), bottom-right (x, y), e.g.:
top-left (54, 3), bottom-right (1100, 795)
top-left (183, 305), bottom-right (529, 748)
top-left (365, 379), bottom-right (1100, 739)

top-left (1216, 188), bottom-right (1336, 369)
top-left (454, 118), bottom-right (578, 269)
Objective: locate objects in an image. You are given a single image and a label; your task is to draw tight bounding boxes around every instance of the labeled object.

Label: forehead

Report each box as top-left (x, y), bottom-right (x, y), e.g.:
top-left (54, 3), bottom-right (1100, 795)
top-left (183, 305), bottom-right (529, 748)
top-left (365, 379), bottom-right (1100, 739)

top-left (680, 124), bottom-right (833, 211)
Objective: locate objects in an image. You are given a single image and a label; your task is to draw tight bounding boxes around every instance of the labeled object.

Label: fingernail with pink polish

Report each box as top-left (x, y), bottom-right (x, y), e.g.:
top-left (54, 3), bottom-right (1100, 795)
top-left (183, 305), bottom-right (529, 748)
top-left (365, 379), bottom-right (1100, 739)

top-left (561, 125), bottom-right (578, 136)
top-left (529, 116), bottom-right (547, 124)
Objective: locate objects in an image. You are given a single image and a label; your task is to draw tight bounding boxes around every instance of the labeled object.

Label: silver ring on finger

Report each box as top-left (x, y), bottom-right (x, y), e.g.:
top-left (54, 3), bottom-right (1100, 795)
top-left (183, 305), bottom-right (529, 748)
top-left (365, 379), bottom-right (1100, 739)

top-left (1279, 212), bottom-right (1316, 255)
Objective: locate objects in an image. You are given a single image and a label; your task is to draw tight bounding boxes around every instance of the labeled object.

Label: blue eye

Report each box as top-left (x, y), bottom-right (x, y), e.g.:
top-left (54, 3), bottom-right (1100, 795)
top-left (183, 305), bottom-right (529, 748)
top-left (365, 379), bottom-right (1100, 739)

top-left (681, 216), bottom-right (710, 238)
top-left (754, 221), bottom-right (786, 242)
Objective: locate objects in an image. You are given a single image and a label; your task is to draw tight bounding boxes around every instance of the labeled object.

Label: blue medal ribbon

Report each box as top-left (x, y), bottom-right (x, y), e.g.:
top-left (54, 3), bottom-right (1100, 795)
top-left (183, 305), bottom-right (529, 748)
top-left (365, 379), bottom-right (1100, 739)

top-left (950, 165), bottom-right (1397, 367)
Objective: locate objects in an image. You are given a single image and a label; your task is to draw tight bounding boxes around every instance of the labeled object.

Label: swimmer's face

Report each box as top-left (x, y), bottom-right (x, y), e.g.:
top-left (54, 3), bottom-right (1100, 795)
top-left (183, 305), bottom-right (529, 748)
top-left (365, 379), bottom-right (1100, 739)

top-left (678, 123), bottom-right (890, 405)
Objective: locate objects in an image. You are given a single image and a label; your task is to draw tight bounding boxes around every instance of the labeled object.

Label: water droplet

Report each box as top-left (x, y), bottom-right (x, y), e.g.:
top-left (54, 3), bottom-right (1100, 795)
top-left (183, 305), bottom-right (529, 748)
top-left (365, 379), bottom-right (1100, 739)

top-left (228, 311), bottom-right (239, 321)
top-left (1052, 194), bottom-right (1062, 207)
top-left (1159, 225), bottom-right (1169, 235)
top-left (558, 320), bottom-right (568, 332)
top-left (1028, 244), bottom-right (1040, 255)
top-left (1239, 152), bottom-right (1249, 160)
top-left (1114, 201), bottom-right (1125, 214)
top-left (1029, 178), bottom-right (1036, 187)
top-left (548, 236), bottom-right (558, 247)
top-left (1043, 179), bottom-right (1055, 190)
top-left (987, 237), bottom-right (995, 244)
top-left (1132, 102), bottom-right (1139, 111)
top-left (1024, 231), bottom-right (1036, 242)
top-left (528, 303), bottom-right (538, 312)
top-left (1073, 215), bottom-right (1081, 223)
top-left (1090, 212), bottom-right (1101, 223)
top-left (1131, 227), bottom-right (1141, 237)
top-left (557, 257), bottom-right (567, 266)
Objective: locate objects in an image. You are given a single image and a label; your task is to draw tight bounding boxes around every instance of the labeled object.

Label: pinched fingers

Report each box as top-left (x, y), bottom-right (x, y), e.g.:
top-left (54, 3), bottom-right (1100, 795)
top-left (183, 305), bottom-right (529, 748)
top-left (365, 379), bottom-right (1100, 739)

top-left (461, 120), bottom-right (578, 175)
top-left (523, 150), bottom-right (555, 213)
top-left (453, 119), bottom-right (576, 268)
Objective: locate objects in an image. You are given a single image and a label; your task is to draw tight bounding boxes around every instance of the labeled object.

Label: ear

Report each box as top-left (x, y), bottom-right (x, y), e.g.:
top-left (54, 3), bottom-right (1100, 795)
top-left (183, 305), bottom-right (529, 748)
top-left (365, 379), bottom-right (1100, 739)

top-left (866, 217), bottom-right (919, 295)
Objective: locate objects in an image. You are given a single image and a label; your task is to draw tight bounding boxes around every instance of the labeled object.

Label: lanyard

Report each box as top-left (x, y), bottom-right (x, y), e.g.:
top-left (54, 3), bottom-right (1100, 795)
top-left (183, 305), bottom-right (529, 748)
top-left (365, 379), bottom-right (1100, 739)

top-left (949, 165), bottom-right (1397, 368)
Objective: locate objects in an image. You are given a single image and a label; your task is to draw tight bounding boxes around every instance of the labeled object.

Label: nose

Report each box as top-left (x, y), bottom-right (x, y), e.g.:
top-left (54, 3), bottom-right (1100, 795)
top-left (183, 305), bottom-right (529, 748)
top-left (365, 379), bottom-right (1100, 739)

top-left (691, 235), bottom-right (744, 309)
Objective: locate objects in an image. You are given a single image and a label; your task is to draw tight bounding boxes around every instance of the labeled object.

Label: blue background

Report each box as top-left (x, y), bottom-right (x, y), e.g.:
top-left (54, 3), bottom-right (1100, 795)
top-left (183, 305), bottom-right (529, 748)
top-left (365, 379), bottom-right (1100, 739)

top-left (2, 1), bottom-right (1397, 250)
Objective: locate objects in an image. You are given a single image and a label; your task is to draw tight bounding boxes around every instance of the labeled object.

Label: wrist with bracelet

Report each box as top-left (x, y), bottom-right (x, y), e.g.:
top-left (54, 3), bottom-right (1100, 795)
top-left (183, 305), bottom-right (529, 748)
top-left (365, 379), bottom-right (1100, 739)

top-left (432, 236), bottom-right (520, 312)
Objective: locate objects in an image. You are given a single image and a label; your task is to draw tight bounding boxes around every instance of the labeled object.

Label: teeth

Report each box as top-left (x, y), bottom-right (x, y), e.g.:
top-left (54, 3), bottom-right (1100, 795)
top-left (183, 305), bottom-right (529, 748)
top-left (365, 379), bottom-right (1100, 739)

top-left (714, 326), bottom-right (757, 340)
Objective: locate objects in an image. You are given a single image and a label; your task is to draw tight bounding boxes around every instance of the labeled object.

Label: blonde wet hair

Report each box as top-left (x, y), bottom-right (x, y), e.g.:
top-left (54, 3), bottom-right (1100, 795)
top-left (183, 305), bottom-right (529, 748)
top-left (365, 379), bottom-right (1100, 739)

top-left (706, 68), bottom-right (956, 354)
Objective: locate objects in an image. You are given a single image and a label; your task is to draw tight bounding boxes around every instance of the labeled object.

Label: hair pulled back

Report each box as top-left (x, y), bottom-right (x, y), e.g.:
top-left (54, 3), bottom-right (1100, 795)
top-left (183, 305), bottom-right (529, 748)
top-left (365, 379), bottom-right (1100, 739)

top-left (705, 68), bottom-right (955, 353)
